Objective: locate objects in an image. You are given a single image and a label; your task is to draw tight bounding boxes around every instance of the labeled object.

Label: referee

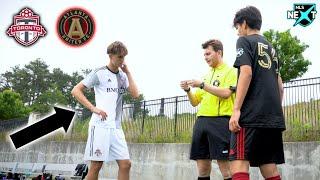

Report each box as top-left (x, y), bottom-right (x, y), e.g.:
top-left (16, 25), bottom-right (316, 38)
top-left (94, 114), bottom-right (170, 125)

top-left (180, 39), bottom-right (237, 180)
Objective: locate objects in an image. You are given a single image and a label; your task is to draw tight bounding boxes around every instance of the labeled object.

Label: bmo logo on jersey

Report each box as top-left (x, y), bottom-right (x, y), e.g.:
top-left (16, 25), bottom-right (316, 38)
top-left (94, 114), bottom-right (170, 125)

top-left (287, 4), bottom-right (317, 27)
top-left (106, 87), bottom-right (126, 94)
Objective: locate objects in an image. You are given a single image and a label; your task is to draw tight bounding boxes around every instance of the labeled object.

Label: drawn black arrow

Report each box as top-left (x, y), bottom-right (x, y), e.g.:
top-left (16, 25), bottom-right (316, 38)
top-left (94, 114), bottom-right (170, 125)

top-left (10, 106), bottom-right (75, 149)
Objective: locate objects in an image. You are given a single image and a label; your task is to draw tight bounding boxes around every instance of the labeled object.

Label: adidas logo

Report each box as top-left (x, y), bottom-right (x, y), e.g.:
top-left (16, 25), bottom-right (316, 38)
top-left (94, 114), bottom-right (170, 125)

top-left (229, 149), bottom-right (235, 155)
top-left (108, 79), bottom-right (111, 82)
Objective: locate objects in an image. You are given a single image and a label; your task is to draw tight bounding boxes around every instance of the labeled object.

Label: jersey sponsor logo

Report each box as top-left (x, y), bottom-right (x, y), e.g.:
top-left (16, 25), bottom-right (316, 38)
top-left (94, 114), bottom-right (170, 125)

top-left (236, 48), bottom-right (244, 57)
top-left (56, 7), bottom-right (95, 47)
top-left (7, 8), bottom-right (47, 47)
top-left (287, 4), bottom-right (317, 27)
top-left (106, 87), bottom-right (126, 94)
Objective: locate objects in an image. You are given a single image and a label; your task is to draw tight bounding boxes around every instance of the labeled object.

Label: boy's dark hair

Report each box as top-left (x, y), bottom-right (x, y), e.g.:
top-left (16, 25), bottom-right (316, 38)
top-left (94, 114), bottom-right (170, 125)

top-left (233, 6), bottom-right (262, 30)
top-left (202, 39), bottom-right (223, 57)
top-left (107, 41), bottom-right (128, 56)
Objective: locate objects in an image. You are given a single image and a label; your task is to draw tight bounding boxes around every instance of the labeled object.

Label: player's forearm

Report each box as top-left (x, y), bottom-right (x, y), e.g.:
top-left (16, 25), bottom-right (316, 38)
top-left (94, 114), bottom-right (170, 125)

top-left (126, 72), bottom-right (139, 98)
top-left (71, 87), bottom-right (95, 111)
top-left (233, 68), bottom-right (252, 111)
top-left (203, 85), bottom-right (232, 99)
top-left (278, 76), bottom-right (284, 102)
top-left (187, 91), bottom-right (200, 107)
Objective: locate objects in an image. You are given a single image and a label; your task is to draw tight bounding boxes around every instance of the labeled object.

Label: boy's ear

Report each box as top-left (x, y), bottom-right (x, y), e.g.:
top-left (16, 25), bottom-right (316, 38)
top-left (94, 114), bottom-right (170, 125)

top-left (243, 20), bottom-right (248, 29)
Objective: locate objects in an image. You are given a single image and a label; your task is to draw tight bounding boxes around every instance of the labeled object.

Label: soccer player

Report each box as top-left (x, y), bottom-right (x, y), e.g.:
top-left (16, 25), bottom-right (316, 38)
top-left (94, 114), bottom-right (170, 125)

top-left (71, 41), bottom-right (139, 180)
top-left (180, 39), bottom-right (237, 180)
top-left (229, 6), bottom-right (285, 180)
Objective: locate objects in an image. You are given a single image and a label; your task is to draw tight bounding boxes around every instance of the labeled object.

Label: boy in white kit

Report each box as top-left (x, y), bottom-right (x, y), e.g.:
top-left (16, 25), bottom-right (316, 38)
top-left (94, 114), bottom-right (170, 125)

top-left (72, 41), bottom-right (139, 180)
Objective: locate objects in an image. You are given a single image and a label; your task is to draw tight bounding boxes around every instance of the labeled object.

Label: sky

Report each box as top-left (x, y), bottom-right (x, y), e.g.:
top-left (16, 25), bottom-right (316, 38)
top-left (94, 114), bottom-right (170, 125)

top-left (1, 0), bottom-right (319, 100)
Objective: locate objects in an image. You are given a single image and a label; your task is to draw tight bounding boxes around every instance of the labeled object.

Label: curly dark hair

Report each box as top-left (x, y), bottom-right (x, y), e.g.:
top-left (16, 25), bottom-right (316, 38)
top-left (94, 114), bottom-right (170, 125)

top-left (233, 6), bottom-right (262, 30)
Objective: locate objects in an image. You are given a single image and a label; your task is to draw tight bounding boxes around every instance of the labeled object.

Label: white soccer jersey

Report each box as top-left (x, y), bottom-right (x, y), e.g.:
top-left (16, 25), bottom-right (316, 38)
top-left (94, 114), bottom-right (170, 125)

top-left (82, 66), bottom-right (129, 129)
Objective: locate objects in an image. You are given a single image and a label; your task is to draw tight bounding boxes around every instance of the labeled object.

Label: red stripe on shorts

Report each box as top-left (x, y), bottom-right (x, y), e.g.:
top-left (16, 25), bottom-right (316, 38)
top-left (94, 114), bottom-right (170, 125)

top-left (237, 128), bottom-right (245, 159)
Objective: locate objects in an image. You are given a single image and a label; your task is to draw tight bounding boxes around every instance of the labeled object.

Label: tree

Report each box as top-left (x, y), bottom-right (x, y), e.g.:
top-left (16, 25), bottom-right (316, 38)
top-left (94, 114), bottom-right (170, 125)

top-left (2, 66), bottom-right (31, 104)
top-left (50, 68), bottom-right (83, 109)
top-left (1, 59), bottom-right (86, 115)
top-left (0, 59), bottom-right (51, 105)
top-left (0, 90), bottom-right (30, 120)
top-left (0, 71), bottom-right (13, 91)
top-left (31, 87), bottom-right (68, 114)
top-left (263, 29), bottom-right (311, 82)
top-left (25, 58), bottom-right (51, 104)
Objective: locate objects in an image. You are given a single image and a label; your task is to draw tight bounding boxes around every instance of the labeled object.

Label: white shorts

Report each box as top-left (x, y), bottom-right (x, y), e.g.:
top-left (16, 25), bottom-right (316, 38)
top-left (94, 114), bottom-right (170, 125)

top-left (84, 125), bottom-right (130, 162)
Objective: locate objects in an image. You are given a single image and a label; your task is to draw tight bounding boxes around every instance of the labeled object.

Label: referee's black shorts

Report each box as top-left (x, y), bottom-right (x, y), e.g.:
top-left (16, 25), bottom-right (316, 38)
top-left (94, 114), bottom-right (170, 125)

top-left (190, 116), bottom-right (231, 160)
top-left (229, 127), bottom-right (285, 167)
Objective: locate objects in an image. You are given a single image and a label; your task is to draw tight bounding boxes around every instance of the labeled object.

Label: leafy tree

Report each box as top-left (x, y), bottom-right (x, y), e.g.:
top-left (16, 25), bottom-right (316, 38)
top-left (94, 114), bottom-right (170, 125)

top-left (50, 68), bottom-right (84, 109)
top-left (0, 59), bottom-right (51, 105)
top-left (2, 66), bottom-right (31, 104)
top-left (0, 90), bottom-right (30, 120)
top-left (0, 71), bottom-right (13, 91)
top-left (0, 59), bottom-right (86, 115)
top-left (25, 59), bottom-right (51, 104)
top-left (31, 87), bottom-right (68, 114)
top-left (263, 29), bottom-right (311, 82)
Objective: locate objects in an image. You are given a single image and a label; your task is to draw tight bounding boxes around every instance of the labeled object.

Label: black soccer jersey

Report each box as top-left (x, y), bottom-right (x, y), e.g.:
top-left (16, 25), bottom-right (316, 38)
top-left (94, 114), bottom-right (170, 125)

top-left (234, 34), bottom-right (285, 129)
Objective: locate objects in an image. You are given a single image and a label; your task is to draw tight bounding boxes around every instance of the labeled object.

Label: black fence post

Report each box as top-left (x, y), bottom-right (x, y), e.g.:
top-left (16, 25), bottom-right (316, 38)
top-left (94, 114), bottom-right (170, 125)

top-left (174, 96), bottom-right (178, 137)
top-left (142, 101), bottom-right (146, 134)
top-left (159, 98), bottom-right (165, 116)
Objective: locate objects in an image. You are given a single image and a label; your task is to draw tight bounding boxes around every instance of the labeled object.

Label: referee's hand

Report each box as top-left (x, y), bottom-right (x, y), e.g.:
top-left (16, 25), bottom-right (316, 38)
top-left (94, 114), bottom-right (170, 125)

top-left (180, 80), bottom-right (190, 91)
top-left (229, 110), bottom-right (241, 132)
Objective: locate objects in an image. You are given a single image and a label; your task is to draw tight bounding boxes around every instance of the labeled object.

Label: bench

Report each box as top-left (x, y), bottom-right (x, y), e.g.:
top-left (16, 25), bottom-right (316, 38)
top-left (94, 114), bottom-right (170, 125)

top-left (0, 162), bottom-right (88, 180)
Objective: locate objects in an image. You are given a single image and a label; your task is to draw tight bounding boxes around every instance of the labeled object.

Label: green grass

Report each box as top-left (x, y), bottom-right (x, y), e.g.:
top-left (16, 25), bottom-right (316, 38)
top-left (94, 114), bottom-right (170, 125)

top-left (1, 100), bottom-right (319, 143)
top-left (62, 100), bottom-right (320, 142)
top-left (0, 132), bottom-right (7, 141)
top-left (122, 114), bottom-right (195, 143)
top-left (282, 100), bottom-right (320, 141)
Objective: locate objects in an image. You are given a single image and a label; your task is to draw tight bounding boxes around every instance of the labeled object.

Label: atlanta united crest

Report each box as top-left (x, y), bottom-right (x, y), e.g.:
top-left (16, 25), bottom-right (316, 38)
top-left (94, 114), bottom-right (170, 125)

top-left (7, 8), bottom-right (47, 46)
top-left (57, 7), bottom-right (95, 47)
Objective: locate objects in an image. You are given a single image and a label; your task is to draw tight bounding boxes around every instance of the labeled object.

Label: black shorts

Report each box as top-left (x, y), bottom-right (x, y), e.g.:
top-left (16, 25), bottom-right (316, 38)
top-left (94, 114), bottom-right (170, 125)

top-left (229, 127), bottom-right (285, 167)
top-left (190, 116), bottom-right (231, 160)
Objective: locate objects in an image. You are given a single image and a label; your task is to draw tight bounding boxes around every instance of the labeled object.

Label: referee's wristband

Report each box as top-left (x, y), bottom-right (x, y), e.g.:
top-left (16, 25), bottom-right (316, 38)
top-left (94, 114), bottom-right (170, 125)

top-left (184, 87), bottom-right (191, 92)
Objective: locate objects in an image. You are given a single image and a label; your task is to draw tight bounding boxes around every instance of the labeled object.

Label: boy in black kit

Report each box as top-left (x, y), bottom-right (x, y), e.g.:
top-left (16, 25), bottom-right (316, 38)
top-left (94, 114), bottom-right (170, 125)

top-left (229, 6), bottom-right (285, 180)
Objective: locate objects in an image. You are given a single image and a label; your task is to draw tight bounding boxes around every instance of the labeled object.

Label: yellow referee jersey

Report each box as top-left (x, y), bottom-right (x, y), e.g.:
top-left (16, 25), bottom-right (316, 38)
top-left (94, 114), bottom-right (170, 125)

top-left (195, 63), bottom-right (237, 117)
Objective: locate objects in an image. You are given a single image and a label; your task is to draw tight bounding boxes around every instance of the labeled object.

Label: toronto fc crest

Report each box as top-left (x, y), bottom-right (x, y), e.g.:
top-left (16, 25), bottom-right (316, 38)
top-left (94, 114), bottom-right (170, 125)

top-left (7, 8), bottom-right (47, 46)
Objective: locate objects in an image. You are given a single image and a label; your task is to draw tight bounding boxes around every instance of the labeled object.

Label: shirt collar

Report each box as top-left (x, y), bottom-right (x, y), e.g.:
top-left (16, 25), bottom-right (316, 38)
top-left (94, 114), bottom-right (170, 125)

top-left (211, 63), bottom-right (226, 71)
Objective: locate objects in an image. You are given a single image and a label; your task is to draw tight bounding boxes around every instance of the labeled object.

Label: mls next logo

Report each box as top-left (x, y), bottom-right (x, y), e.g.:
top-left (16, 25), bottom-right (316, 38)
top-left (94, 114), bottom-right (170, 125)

top-left (287, 4), bottom-right (317, 27)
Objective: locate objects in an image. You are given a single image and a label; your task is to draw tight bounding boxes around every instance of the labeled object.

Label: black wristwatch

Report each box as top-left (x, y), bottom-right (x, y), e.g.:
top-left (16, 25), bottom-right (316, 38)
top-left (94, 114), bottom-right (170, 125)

top-left (184, 87), bottom-right (191, 92)
top-left (229, 86), bottom-right (236, 92)
top-left (199, 82), bottom-right (205, 89)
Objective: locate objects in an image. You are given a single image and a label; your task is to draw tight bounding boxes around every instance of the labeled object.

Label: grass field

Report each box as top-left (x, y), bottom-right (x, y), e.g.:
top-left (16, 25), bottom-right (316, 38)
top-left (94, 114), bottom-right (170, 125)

top-left (1, 100), bottom-right (319, 143)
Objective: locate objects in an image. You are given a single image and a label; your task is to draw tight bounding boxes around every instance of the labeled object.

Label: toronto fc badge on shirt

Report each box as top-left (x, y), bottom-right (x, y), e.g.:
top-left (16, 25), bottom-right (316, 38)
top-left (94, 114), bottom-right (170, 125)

top-left (56, 7), bottom-right (95, 47)
top-left (7, 8), bottom-right (47, 46)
